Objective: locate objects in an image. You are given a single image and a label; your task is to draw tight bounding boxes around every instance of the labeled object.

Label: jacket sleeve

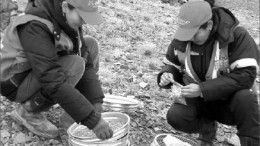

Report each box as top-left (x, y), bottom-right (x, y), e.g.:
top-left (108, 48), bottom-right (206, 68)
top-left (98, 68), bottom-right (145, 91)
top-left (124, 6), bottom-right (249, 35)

top-left (199, 27), bottom-right (258, 101)
top-left (76, 67), bottom-right (104, 104)
top-left (157, 39), bottom-right (185, 89)
top-left (17, 21), bottom-right (100, 129)
top-left (75, 33), bottom-right (104, 104)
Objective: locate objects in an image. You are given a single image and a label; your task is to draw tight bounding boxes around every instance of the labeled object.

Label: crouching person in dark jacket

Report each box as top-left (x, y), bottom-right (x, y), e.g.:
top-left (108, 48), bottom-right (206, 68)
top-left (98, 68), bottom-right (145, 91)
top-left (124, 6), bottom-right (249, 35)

top-left (0, 0), bottom-right (113, 139)
top-left (157, 1), bottom-right (260, 146)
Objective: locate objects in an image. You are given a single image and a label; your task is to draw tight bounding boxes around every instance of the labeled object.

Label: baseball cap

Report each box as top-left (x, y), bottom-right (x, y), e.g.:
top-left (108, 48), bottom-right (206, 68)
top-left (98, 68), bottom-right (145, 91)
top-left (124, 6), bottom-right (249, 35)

top-left (65, 0), bottom-right (102, 25)
top-left (174, 1), bottom-right (212, 41)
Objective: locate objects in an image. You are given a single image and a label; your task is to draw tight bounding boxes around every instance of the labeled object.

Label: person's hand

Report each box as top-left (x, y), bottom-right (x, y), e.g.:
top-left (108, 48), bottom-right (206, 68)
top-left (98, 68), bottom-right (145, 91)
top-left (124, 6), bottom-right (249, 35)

top-left (159, 72), bottom-right (175, 86)
top-left (92, 118), bottom-right (113, 140)
top-left (181, 83), bottom-right (202, 98)
top-left (93, 103), bottom-right (103, 113)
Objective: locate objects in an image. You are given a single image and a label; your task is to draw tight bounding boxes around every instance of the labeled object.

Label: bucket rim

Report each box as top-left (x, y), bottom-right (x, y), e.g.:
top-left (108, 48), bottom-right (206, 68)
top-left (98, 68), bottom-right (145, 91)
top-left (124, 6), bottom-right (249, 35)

top-left (67, 112), bottom-right (130, 142)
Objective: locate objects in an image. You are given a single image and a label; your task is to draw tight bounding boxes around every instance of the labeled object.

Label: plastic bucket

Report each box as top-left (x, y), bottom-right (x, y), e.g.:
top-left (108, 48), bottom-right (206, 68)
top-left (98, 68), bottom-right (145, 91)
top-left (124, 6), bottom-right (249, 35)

top-left (67, 112), bottom-right (130, 146)
top-left (150, 134), bottom-right (199, 146)
top-left (103, 94), bottom-right (139, 113)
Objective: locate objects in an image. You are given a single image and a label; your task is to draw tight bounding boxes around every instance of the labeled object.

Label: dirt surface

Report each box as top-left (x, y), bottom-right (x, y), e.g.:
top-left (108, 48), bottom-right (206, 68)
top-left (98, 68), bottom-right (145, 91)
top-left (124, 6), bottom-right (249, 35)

top-left (0, 0), bottom-right (259, 146)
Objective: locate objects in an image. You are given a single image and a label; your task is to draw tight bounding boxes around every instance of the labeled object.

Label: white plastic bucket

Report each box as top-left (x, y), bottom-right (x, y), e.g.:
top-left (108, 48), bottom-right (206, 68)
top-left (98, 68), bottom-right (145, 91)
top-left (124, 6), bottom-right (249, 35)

top-left (67, 112), bottom-right (130, 146)
top-left (103, 94), bottom-right (139, 113)
top-left (150, 134), bottom-right (199, 146)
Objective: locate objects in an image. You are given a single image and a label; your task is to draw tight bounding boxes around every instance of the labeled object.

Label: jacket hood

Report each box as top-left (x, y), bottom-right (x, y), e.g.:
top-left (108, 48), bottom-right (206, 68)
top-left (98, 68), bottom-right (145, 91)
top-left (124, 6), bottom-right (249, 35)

top-left (24, 0), bottom-right (78, 37)
top-left (211, 7), bottom-right (239, 48)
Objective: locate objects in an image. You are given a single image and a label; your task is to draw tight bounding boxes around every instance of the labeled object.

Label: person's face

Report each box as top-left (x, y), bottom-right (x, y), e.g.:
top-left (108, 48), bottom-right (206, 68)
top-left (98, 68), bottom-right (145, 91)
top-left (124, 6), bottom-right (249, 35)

top-left (62, 2), bottom-right (85, 30)
top-left (190, 21), bottom-right (213, 45)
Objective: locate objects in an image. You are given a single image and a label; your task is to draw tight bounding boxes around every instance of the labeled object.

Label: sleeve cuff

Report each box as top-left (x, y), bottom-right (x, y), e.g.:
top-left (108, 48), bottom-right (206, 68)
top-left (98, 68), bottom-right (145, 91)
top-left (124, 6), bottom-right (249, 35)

top-left (81, 111), bottom-right (101, 130)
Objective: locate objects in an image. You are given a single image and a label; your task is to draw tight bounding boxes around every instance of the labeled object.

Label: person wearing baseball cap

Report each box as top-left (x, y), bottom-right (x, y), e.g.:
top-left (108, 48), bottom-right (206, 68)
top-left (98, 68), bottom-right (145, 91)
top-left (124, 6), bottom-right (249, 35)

top-left (1, 0), bottom-right (114, 140)
top-left (66, 0), bottom-right (102, 25)
top-left (158, 0), bottom-right (260, 146)
top-left (174, 0), bottom-right (213, 43)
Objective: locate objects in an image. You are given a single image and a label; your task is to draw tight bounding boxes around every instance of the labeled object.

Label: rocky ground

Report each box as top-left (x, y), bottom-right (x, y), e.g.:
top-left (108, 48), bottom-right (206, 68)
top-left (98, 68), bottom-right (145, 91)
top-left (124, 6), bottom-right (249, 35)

top-left (0, 0), bottom-right (259, 146)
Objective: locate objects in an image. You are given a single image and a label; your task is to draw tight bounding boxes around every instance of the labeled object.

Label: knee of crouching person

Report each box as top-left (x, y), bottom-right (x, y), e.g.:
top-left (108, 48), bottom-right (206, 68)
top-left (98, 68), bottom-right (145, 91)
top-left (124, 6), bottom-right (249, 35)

top-left (65, 55), bottom-right (85, 76)
top-left (83, 36), bottom-right (99, 50)
top-left (166, 105), bottom-right (184, 131)
top-left (231, 89), bottom-right (258, 108)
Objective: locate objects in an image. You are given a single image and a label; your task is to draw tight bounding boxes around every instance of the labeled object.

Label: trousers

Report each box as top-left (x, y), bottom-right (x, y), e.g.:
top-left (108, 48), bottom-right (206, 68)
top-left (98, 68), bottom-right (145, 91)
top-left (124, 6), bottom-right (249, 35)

top-left (167, 89), bottom-right (260, 144)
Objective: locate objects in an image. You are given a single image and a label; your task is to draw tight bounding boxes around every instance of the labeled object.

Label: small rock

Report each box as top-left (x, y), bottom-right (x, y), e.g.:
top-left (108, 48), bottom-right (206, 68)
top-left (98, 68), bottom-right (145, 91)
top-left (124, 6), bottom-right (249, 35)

top-left (108, 88), bottom-right (113, 94)
top-left (126, 95), bottom-right (135, 99)
top-left (127, 76), bottom-right (134, 82)
top-left (61, 135), bottom-right (68, 141)
top-left (137, 71), bottom-right (143, 77)
top-left (5, 112), bottom-right (11, 116)
top-left (131, 122), bottom-right (138, 127)
top-left (1, 129), bottom-right (10, 138)
top-left (0, 105), bottom-right (5, 110)
top-left (146, 99), bottom-right (153, 103)
top-left (114, 62), bottom-right (121, 66)
top-left (147, 121), bottom-right (154, 128)
top-left (149, 106), bottom-right (157, 111)
top-left (120, 65), bottom-right (129, 70)
top-left (14, 132), bottom-right (30, 144)
top-left (49, 139), bottom-right (60, 145)
top-left (144, 50), bottom-right (152, 56)
top-left (138, 101), bottom-right (144, 109)
top-left (140, 120), bottom-right (146, 125)
top-left (53, 104), bottom-right (59, 109)
top-left (148, 63), bottom-right (159, 70)
top-left (1, 120), bottom-right (8, 127)
top-left (139, 82), bottom-right (148, 88)
top-left (154, 127), bottom-right (161, 132)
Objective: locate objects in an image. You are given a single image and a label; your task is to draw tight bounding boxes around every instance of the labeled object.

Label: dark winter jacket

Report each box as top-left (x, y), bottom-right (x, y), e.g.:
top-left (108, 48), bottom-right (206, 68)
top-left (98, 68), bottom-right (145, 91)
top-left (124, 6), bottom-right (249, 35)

top-left (16, 0), bottom-right (103, 129)
top-left (158, 7), bottom-right (259, 101)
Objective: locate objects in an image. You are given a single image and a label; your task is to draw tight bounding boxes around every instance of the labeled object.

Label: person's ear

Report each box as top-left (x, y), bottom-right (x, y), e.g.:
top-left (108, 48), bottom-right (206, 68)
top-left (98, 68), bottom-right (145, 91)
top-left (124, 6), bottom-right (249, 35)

top-left (207, 20), bottom-right (213, 31)
top-left (61, 1), bottom-right (69, 14)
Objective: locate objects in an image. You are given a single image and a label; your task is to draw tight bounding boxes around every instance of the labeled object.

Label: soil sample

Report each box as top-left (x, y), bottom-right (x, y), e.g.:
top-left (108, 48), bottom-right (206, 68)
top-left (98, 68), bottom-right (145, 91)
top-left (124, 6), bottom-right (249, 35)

top-left (74, 120), bottom-right (125, 138)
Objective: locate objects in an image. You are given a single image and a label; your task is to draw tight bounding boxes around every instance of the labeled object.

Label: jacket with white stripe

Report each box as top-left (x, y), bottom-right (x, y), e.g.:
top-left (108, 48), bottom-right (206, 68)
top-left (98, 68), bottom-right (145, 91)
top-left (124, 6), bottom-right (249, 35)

top-left (158, 7), bottom-right (260, 101)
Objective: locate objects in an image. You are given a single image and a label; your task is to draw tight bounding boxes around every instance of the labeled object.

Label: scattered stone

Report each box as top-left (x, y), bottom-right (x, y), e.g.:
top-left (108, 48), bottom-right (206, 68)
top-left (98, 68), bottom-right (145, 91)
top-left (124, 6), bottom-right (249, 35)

top-left (139, 82), bottom-right (149, 88)
top-left (120, 64), bottom-right (129, 70)
top-left (53, 104), bottom-right (60, 109)
top-left (1, 130), bottom-right (10, 138)
top-left (137, 71), bottom-right (143, 77)
top-left (49, 139), bottom-right (60, 145)
top-left (13, 132), bottom-right (30, 144)
top-left (154, 127), bottom-right (161, 132)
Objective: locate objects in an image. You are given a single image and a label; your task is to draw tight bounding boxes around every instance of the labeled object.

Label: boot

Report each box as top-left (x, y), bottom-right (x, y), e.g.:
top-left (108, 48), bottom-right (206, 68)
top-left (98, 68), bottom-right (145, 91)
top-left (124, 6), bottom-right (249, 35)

top-left (11, 104), bottom-right (58, 138)
top-left (239, 136), bottom-right (260, 146)
top-left (197, 120), bottom-right (218, 146)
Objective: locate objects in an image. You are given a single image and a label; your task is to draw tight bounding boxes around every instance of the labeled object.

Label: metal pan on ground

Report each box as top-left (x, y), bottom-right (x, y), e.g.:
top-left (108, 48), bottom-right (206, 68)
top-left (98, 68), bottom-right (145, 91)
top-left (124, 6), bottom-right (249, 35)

top-left (67, 112), bottom-right (130, 146)
top-left (150, 133), bottom-right (199, 146)
top-left (103, 94), bottom-right (139, 112)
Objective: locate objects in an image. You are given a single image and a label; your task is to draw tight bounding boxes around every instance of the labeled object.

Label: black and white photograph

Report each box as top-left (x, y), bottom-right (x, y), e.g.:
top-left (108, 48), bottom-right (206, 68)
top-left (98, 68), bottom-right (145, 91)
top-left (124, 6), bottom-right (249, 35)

top-left (0, 0), bottom-right (259, 145)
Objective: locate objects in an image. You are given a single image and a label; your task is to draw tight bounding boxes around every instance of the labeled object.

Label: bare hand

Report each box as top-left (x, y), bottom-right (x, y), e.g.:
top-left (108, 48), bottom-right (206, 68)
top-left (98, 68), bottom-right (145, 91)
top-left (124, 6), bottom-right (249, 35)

top-left (181, 83), bottom-right (202, 98)
top-left (159, 73), bottom-right (175, 86)
top-left (93, 118), bottom-right (113, 140)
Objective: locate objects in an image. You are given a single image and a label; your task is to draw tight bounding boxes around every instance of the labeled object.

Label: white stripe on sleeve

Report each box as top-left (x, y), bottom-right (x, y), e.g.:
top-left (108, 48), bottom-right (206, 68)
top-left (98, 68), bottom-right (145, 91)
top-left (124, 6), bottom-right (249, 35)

top-left (230, 58), bottom-right (258, 70)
